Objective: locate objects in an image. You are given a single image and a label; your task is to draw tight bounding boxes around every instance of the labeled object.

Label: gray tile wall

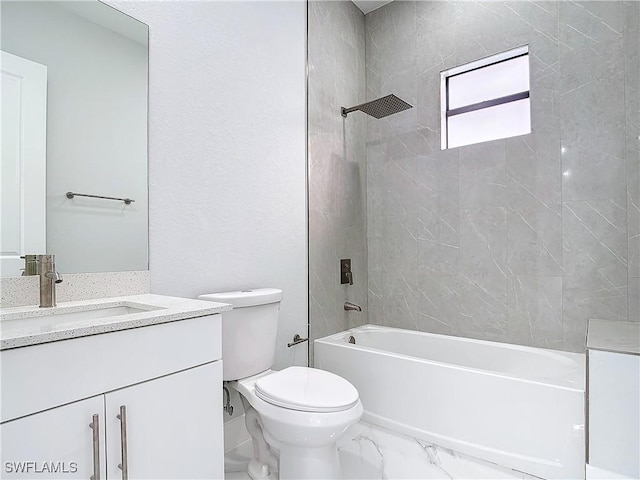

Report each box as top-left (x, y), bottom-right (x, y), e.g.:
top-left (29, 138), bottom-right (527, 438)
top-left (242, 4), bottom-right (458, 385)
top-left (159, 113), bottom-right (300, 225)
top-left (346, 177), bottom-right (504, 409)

top-left (625, 0), bottom-right (640, 326)
top-left (308, 1), bottom-right (368, 363)
top-left (366, 0), bottom-right (640, 352)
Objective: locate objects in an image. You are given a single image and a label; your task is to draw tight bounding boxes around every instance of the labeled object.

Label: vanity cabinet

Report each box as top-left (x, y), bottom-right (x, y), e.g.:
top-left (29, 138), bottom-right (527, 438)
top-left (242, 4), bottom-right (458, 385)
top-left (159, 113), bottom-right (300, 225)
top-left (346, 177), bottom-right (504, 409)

top-left (104, 362), bottom-right (221, 480)
top-left (1, 396), bottom-right (106, 479)
top-left (586, 320), bottom-right (640, 479)
top-left (1, 314), bottom-right (224, 480)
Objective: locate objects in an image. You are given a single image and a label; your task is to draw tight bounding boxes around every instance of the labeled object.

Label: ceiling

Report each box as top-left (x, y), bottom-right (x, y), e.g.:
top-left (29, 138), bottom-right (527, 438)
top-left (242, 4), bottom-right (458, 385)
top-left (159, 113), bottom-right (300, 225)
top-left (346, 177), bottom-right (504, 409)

top-left (351, 0), bottom-right (394, 14)
top-left (57, 1), bottom-right (148, 46)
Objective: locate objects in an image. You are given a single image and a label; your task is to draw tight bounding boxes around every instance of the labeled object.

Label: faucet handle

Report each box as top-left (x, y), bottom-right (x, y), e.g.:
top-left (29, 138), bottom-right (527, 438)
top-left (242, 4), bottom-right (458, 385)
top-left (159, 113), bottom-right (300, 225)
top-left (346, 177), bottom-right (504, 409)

top-left (341, 259), bottom-right (354, 285)
top-left (345, 271), bottom-right (354, 286)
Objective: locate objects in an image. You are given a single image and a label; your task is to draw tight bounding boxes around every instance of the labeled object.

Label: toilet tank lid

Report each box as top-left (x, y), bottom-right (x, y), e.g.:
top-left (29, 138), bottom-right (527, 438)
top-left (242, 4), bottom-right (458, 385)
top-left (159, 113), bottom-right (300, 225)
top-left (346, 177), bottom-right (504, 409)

top-left (198, 288), bottom-right (282, 308)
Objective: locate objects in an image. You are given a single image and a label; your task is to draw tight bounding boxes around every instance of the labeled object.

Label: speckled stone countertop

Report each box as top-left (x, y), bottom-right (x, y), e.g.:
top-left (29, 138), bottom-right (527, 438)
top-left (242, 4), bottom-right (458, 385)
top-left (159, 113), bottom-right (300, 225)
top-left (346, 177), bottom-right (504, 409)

top-left (587, 319), bottom-right (640, 355)
top-left (0, 294), bottom-right (231, 350)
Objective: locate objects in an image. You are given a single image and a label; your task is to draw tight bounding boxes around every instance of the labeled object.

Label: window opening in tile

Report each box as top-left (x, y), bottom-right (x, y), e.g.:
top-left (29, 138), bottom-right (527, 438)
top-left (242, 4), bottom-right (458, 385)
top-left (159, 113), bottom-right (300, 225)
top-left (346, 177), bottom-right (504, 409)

top-left (441, 46), bottom-right (531, 149)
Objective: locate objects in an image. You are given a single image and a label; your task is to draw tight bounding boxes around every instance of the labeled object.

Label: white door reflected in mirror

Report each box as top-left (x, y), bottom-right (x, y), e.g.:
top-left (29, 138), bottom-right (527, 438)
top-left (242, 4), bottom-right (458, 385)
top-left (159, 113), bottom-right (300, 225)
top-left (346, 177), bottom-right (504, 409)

top-left (0, 1), bottom-right (149, 275)
top-left (1, 51), bottom-right (47, 277)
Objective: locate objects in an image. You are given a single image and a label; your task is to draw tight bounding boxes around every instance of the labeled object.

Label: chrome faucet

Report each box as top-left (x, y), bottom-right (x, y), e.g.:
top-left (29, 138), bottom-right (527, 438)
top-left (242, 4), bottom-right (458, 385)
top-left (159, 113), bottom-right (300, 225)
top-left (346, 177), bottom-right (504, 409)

top-left (37, 254), bottom-right (63, 308)
top-left (344, 302), bottom-right (362, 312)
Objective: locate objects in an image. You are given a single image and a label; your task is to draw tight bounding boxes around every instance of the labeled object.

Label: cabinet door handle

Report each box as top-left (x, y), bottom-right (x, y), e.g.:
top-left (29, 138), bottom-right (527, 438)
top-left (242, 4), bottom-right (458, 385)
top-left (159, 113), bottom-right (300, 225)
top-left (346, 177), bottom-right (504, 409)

top-left (89, 414), bottom-right (100, 480)
top-left (116, 405), bottom-right (129, 480)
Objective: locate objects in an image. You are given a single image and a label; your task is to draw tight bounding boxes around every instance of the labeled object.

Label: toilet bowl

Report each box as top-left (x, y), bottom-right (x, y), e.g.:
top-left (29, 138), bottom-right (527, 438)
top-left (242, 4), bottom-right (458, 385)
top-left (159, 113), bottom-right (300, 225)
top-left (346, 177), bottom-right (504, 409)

top-left (234, 367), bottom-right (363, 479)
top-left (198, 289), bottom-right (363, 480)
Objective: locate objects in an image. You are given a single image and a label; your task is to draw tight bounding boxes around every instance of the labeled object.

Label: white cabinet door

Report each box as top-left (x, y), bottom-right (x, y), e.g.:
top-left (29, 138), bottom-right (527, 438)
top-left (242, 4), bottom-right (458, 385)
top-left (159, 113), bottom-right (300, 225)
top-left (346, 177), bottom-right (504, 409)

top-left (0, 395), bottom-right (106, 480)
top-left (589, 349), bottom-right (640, 478)
top-left (105, 362), bottom-right (223, 480)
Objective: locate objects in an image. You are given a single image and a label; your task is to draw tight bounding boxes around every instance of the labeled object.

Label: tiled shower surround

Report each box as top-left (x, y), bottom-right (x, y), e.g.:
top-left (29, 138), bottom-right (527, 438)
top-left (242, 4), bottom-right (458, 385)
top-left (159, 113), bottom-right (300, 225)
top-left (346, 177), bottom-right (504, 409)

top-left (308, 0), bottom-right (368, 361)
top-left (309, 0), bottom-right (640, 354)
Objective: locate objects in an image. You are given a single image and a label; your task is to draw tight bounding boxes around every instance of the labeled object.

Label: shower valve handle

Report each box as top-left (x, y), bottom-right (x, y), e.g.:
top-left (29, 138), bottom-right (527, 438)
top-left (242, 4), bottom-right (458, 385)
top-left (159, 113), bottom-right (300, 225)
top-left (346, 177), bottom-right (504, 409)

top-left (340, 259), bottom-right (353, 285)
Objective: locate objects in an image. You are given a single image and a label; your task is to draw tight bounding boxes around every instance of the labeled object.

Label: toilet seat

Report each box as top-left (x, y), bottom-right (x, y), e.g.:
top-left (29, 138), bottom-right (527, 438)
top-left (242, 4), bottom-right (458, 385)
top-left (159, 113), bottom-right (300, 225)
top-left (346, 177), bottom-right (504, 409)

top-left (254, 367), bottom-right (359, 413)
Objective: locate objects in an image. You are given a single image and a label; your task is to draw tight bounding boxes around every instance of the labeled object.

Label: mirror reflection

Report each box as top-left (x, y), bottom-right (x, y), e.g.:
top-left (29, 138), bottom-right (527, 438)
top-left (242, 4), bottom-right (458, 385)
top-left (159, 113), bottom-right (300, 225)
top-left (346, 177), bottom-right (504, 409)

top-left (1, 1), bottom-right (149, 276)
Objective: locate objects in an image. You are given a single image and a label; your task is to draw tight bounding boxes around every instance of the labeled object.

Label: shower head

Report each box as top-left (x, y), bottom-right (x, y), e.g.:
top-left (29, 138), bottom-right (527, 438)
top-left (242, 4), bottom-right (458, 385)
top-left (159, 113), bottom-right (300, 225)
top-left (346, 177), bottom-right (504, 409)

top-left (341, 94), bottom-right (413, 119)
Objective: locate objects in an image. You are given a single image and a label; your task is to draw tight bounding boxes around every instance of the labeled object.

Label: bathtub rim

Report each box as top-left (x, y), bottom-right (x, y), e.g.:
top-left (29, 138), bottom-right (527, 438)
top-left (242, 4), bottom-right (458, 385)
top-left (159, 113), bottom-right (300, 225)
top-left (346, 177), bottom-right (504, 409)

top-left (315, 324), bottom-right (586, 392)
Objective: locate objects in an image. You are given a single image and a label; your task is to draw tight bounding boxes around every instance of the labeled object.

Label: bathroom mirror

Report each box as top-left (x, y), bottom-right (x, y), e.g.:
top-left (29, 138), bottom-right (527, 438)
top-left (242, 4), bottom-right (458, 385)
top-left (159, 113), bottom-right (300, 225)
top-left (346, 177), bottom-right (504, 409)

top-left (1, 1), bottom-right (148, 276)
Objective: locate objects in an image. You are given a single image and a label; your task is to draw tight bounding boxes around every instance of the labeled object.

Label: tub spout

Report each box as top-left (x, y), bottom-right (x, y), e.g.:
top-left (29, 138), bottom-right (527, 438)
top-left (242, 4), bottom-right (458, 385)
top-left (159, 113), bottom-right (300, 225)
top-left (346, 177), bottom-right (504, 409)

top-left (344, 302), bottom-right (362, 312)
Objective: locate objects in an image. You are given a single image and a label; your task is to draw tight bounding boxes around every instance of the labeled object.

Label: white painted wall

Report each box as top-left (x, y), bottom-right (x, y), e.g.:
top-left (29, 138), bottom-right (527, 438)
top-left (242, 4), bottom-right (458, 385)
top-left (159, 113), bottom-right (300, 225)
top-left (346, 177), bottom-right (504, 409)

top-left (106, 1), bottom-right (308, 373)
top-left (1, 1), bottom-right (148, 274)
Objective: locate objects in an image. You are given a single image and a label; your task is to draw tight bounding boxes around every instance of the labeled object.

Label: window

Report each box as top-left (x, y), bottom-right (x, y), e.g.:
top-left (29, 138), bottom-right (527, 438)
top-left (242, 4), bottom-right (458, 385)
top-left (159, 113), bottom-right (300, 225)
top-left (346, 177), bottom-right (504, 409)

top-left (441, 46), bottom-right (531, 150)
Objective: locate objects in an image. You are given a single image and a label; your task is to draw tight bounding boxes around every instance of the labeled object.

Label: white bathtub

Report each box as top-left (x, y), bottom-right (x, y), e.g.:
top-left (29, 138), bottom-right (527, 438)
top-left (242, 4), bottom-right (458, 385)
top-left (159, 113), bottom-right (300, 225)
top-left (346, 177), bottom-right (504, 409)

top-left (315, 325), bottom-right (586, 480)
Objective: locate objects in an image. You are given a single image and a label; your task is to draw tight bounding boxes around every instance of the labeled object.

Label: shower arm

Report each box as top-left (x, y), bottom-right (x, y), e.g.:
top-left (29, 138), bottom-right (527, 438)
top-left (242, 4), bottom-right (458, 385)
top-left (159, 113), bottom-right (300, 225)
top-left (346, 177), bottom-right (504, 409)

top-left (341, 104), bottom-right (363, 118)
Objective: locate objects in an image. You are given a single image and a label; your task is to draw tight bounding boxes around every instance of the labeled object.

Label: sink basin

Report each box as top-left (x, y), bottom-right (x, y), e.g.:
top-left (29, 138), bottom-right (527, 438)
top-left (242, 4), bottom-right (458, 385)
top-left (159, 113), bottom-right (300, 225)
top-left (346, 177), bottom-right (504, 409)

top-left (0, 302), bottom-right (162, 333)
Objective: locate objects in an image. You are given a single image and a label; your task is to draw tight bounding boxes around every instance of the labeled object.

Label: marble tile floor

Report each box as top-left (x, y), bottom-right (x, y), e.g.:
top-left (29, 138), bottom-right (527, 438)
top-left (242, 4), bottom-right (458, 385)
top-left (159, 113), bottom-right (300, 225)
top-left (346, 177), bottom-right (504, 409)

top-left (224, 421), bottom-right (542, 480)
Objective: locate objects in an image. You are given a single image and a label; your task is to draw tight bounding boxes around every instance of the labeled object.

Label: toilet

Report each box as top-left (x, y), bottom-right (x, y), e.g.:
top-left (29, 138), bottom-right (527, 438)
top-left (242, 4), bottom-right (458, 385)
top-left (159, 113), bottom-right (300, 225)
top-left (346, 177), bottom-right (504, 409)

top-left (198, 288), bottom-right (363, 480)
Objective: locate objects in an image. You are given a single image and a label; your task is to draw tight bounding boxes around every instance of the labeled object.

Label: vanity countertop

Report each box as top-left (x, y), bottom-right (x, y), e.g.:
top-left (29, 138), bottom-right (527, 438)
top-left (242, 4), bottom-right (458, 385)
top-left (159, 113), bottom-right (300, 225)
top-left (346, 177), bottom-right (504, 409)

top-left (0, 294), bottom-right (231, 350)
top-left (587, 319), bottom-right (640, 355)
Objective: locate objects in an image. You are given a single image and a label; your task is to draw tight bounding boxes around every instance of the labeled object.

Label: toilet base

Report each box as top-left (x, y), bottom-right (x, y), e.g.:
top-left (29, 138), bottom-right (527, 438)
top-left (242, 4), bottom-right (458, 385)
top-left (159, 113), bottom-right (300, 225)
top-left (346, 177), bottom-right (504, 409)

top-left (276, 445), bottom-right (340, 480)
top-left (248, 459), bottom-right (273, 480)
top-left (239, 395), bottom-right (278, 480)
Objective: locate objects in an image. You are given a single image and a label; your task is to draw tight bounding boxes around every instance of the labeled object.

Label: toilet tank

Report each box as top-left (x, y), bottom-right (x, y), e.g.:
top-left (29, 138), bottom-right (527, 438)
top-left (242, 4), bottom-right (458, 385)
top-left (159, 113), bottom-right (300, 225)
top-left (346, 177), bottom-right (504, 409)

top-left (198, 288), bottom-right (282, 381)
